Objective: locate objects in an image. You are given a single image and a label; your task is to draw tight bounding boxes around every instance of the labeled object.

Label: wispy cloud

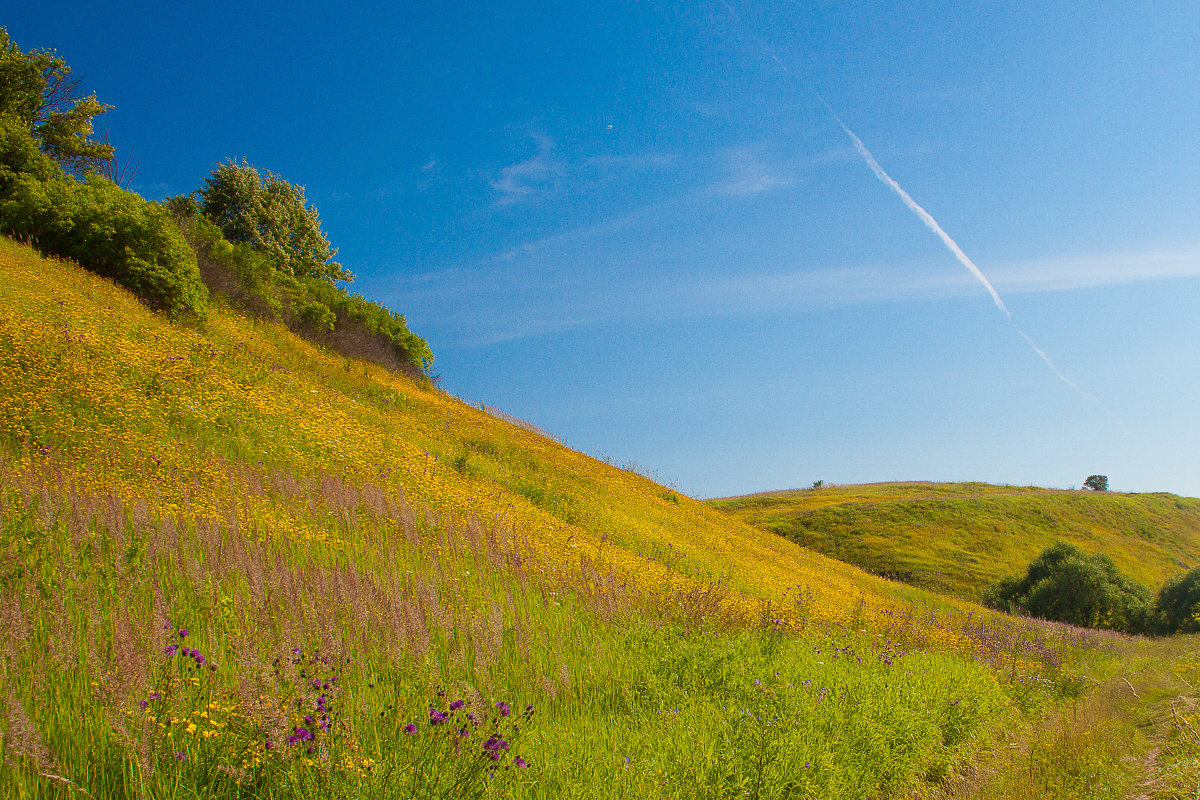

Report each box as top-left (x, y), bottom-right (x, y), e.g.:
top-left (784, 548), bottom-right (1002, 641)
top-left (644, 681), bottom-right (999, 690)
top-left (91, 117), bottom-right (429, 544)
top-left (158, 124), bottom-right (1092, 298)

top-left (389, 243), bottom-right (1200, 347)
top-left (718, 146), bottom-right (791, 195)
top-left (490, 134), bottom-right (564, 205)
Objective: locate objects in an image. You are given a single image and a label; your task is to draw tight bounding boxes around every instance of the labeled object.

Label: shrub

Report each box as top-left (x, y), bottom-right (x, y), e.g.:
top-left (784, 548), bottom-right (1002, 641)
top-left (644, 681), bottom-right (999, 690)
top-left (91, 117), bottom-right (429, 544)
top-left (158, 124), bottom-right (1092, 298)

top-left (983, 541), bottom-right (1150, 633)
top-left (1154, 567), bottom-right (1200, 634)
top-left (172, 209), bottom-right (278, 317)
top-left (0, 173), bottom-right (207, 315)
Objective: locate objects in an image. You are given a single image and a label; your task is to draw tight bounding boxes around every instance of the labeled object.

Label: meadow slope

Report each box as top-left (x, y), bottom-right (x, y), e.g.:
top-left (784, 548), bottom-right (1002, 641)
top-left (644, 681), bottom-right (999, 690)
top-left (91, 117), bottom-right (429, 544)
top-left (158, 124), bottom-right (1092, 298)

top-left (1, 237), bottom-right (1196, 799)
top-left (710, 483), bottom-right (1200, 601)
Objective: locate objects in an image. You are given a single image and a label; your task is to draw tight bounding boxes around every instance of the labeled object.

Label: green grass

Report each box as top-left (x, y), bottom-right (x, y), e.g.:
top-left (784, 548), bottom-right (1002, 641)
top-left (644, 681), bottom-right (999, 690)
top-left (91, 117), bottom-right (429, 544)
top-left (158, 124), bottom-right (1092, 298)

top-left (0, 238), bottom-right (1192, 798)
top-left (710, 483), bottom-right (1200, 601)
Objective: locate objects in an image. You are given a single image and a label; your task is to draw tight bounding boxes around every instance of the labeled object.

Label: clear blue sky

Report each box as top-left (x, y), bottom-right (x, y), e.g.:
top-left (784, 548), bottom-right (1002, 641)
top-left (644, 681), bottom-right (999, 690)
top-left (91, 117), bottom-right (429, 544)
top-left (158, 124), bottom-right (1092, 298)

top-left (9, 1), bottom-right (1200, 498)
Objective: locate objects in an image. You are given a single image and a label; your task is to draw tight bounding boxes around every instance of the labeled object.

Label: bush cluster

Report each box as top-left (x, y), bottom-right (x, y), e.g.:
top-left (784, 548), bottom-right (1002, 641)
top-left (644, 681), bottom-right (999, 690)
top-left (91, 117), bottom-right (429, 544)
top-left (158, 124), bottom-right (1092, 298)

top-left (984, 541), bottom-right (1200, 636)
top-left (0, 27), bottom-right (432, 374)
top-left (169, 198), bottom-right (433, 375)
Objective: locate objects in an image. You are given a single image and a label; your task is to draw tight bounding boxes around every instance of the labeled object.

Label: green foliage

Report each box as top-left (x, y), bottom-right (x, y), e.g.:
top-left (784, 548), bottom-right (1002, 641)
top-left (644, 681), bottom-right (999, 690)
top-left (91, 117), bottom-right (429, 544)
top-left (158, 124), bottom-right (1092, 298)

top-left (1154, 567), bottom-right (1200, 634)
top-left (167, 197), bottom-right (432, 374)
top-left (983, 541), bottom-right (1150, 633)
top-left (173, 210), bottom-right (279, 317)
top-left (0, 173), bottom-right (207, 315)
top-left (199, 158), bottom-right (349, 282)
top-left (0, 27), bottom-right (114, 175)
top-left (0, 115), bottom-right (64, 193)
top-left (1083, 475), bottom-right (1109, 492)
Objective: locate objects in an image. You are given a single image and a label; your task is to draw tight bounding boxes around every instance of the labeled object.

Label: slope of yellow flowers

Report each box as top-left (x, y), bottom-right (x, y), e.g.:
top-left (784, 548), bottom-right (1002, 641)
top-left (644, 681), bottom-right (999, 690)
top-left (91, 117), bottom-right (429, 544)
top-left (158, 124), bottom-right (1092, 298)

top-left (2, 237), bottom-right (1004, 654)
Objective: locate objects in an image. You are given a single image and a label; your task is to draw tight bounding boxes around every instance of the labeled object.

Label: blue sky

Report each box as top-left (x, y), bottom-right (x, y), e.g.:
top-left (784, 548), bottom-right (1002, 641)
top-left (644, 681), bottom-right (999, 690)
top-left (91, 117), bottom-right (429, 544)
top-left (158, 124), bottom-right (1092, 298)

top-left (9, 1), bottom-right (1200, 497)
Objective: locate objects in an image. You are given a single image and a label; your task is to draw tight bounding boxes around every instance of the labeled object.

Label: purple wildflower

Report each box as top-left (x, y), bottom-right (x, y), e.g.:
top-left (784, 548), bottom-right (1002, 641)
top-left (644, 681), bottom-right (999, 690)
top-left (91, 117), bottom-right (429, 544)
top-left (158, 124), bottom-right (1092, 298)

top-left (515, 756), bottom-right (528, 768)
top-left (164, 645), bottom-right (178, 656)
top-left (404, 723), bottom-right (418, 735)
top-left (178, 629), bottom-right (189, 638)
top-left (496, 701), bottom-right (511, 717)
top-left (449, 699), bottom-right (464, 711)
top-left (429, 708), bottom-right (447, 725)
top-left (174, 752), bottom-right (187, 761)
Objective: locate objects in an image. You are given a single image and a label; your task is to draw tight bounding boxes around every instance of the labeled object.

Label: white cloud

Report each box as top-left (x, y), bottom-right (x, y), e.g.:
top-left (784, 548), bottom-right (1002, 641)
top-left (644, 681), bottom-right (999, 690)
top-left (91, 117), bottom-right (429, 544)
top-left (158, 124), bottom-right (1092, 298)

top-left (391, 243), bottom-right (1200, 347)
top-left (490, 134), bottom-right (564, 205)
top-left (717, 146), bottom-right (791, 195)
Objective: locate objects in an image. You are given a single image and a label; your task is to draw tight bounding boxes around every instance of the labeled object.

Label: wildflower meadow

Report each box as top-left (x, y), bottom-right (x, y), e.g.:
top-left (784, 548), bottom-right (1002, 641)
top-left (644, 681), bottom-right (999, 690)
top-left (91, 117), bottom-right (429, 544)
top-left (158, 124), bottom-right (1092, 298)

top-left (2, 238), bottom-right (1197, 799)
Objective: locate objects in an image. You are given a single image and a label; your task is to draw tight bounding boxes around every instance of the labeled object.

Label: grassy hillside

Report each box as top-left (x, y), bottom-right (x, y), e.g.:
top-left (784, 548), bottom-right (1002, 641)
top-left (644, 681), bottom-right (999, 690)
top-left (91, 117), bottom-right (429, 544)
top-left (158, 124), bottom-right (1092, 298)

top-left (710, 482), bottom-right (1200, 601)
top-left (2, 238), bottom-right (1195, 799)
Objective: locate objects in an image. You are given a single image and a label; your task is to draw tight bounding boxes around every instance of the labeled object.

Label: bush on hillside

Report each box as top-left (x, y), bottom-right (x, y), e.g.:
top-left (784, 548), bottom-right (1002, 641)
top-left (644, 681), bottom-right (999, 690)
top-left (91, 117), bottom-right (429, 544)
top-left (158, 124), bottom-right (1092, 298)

top-left (1154, 567), bottom-right (1200, 634)
top-left (0, 173), bottom-right (207, 315)
top-left (0, 114), bottom-right (64, 192)
top-left (168, 197), bottom-right (433, 375)
top-left (171, 209), bottom-right (279, 318)
top-left (983, 541), bottom-right (1150, 633)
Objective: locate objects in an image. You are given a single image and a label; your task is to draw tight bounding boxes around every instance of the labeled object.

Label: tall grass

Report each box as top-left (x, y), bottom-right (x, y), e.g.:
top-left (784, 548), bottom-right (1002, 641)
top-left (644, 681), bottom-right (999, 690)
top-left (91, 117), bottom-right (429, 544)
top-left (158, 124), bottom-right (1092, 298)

top-left (0, 238), bottom-right (1141, 797)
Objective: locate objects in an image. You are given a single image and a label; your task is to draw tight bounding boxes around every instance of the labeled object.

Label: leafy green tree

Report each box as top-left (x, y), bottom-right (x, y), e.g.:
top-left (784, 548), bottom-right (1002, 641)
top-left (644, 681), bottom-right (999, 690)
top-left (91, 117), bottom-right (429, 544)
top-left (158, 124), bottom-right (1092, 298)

top-left (1083, 475), bottom-right (1109, 491)
top-left (198, 159), bottom-right (349, 282)
top-left (0, 27), bottom-right (114, 175)
top-left (1154, 567), bottom-right (1200, 634)
top-left (983, 541), bottom-right (1149, 633)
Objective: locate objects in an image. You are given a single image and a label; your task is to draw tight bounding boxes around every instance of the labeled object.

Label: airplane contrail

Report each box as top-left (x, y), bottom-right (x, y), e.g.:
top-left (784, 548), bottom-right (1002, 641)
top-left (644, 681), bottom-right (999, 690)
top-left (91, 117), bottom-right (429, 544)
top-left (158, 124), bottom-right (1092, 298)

top-left (715, 0), bottom-right (1103, 406)
top-left (834, 121), bottom-right (1010, 317)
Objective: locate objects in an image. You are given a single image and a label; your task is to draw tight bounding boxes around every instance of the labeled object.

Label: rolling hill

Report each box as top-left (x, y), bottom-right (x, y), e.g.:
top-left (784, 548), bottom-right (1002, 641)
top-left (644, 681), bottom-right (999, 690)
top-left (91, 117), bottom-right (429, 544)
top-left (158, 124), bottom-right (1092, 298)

top-left (709, 482), bottom-right (1200, 601)
top-left (3, 237), bottom-right (1199, 799)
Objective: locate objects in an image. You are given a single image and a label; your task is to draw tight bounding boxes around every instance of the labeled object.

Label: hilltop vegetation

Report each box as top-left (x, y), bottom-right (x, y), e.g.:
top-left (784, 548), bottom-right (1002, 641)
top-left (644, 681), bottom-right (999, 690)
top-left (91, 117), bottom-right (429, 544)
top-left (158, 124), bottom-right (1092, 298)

top-left (0, 28), bottom-right (431, 375)
top-left (711, 482), bottom-right (1200, 603)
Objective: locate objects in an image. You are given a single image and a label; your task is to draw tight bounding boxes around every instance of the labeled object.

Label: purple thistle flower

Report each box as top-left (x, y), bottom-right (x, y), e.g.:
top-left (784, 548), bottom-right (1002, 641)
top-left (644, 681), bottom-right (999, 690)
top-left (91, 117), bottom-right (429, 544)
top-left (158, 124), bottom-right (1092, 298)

top-left (178, 629), bottom-right (188, 638)
top-left (164, 645), bottom-right (178, 656)
top-left (515, 756), bottom-right (528, 768)
top-left (429, 708), bottom-right (447, 725)
top-left (449, 699), bottom-right (464, 711)
top-left (496, 701), bottom-right (511, 717)
top-left (304, 716), bottom-right (314, 725)
top-left (488, 751), bottom-right (502, 761)
top-left (403, 723), bottom-right (418, 735)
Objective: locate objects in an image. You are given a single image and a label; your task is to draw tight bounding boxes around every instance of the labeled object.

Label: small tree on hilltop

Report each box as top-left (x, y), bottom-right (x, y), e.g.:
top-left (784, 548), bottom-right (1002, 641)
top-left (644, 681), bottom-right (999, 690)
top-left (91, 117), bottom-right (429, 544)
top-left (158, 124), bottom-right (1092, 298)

top-left (1083, 475), bottom-right (1109, 492)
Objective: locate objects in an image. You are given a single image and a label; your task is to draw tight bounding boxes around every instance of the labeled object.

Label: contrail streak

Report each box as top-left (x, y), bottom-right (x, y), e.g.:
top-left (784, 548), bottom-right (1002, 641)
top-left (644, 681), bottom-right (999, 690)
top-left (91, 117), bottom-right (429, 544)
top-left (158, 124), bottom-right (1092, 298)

top-left (713, 0), bottom-right (1115, 413)
top-left (835, 122), bottom-right (1010, 317)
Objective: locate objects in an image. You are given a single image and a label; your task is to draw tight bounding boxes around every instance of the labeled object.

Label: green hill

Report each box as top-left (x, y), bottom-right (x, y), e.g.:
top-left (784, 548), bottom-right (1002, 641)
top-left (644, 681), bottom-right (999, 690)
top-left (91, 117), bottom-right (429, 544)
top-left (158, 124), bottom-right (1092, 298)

top-left (709, 482), bottom-right (1200, 601)
top-left (5, 239), bottom-right (1200, 798)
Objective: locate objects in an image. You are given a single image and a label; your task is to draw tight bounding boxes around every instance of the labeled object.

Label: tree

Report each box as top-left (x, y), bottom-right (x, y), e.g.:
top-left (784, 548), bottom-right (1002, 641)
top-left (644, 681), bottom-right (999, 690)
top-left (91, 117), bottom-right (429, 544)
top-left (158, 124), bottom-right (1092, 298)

top-left (1154, 568), bottom-right (1200, 634)
top-left (0, 27), bottom-right (114, 175)
top-left (198, 158), bottom-right (350, 282)
top-left (1083, 475), bottom-right (1109, 492)
top-left (982, 540), bottom-right (1149, 633)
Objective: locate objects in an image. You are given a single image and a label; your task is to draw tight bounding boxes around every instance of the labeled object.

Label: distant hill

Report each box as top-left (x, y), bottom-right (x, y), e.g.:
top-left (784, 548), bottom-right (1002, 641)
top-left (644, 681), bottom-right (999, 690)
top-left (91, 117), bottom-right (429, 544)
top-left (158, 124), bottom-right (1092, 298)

top-left (709, 482), bottom-right (1200, 600)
